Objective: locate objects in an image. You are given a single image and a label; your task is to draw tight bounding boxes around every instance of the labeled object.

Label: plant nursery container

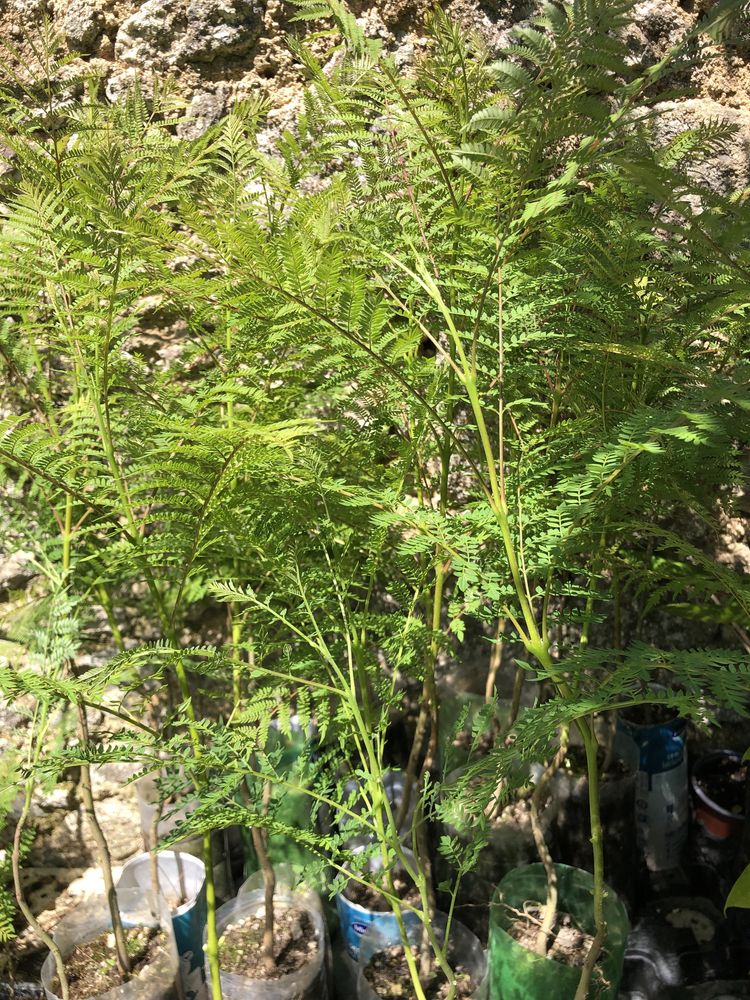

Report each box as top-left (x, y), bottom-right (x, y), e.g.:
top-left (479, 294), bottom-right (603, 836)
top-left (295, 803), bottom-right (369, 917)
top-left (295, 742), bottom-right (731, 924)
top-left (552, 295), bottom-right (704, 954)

top-left (356, 911), bottom-right (488, 1000)
top-left (615, 701), bottom-right (688, 871)
top-left (619, 895), bottom-right (742, 998)
top-left (239, 863), bottom-right (333, 990)
top-left (118, 851), bottom-right (207, 1000)
top-left (335, 846), bottom-right (422, 961)
top-left (40, 887), bottom-right (179, 1000)
top-left (209, 886), bottom-right (329, 999)
top-left (488, 863), bottom-right (629, 1000)
top-left (137, 773), bottom-right (237, 901)
top-left (691, 750), bottom-right (747, 842)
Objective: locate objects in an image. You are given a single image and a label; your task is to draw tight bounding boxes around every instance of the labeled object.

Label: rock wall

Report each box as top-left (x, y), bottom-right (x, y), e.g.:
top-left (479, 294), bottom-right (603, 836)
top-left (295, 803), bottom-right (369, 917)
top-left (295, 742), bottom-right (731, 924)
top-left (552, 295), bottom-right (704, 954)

top-left (2, 0), bottom-right (750, 163)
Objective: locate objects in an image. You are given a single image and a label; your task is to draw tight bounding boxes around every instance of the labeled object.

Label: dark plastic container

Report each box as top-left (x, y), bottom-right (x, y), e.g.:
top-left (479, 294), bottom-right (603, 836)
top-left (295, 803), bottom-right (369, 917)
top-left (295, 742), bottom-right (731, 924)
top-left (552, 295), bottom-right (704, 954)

top-left (619, 895), bottom-right (743, 998)
top-left (691, 751), bottom-right (747, 842)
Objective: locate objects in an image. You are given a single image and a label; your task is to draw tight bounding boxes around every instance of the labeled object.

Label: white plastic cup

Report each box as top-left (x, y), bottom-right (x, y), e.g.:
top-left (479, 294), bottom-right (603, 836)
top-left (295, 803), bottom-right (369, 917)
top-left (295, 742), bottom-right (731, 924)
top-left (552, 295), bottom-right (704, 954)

top-left (206, 888), bottom-right (329, 999)
top-left (356, 911), bottom-right (488, 999)
top-left (40, 887), bottom-right (179, 1000)
top-left (118, 851), bottom-right (206, 1000)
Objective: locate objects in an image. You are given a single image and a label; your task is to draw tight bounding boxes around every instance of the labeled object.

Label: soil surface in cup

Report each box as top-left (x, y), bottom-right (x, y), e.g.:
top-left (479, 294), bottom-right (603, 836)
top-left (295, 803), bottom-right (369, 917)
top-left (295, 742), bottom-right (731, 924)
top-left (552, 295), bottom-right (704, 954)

top-left (344, 868), bottom-right (420, 911)
top-left (507, 905), bottom-right (596, 970)
top-left (695, 757), bottom-right (747, 815)
top-left (219, 905), bottom-right (319, 979)
top-left (50, 925), bottom-right (165, 999)
top-left (363, 945), bottom-right (477, 999)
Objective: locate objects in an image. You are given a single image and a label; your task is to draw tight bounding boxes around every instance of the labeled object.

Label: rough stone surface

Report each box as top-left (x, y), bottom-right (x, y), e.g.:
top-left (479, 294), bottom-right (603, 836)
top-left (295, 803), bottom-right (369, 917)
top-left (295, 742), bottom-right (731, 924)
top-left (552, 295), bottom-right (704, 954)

top-left (0, 0), bottom-right (743, 143)
top-left (59, 0), bottom-right (106, 54)
top-left (0, 549), bottom-right (37, 593)
top-left (653, 97), bottom-right (750, 193)
top-left (115, 0), bottom-right (266, 69)
top-left (176, 86), bottom-right (229, 138)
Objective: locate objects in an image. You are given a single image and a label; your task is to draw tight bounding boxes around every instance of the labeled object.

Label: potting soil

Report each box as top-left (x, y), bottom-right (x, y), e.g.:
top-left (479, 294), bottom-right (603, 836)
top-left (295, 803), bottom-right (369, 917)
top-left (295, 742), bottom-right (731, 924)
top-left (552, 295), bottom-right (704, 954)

top-left (344, 870), bottom-right (420, 911)
top-left (695, 758), bottom-right (747, 816)
top-left (363, 945), bottom-right (477, 1000)
top-left (50, 926), bottom-right (167, 1000)
top-left (219, 905), bottom-right (319, 979)
top-left (505, 905), bottom-right (596, 969)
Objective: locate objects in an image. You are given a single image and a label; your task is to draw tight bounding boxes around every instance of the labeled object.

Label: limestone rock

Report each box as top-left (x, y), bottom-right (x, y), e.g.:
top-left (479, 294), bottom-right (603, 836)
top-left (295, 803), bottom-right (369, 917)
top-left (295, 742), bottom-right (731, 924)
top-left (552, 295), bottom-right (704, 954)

top-left (0, 549), bottom-right (36, 592)
top-left (59, 0), bottom-right (106, 54)
top-left (176, 87), bottom-right (228, 138)
top-left (115, 0), bottom-right (265, 69)
top-left (653, 98), bottom-right (750, 194)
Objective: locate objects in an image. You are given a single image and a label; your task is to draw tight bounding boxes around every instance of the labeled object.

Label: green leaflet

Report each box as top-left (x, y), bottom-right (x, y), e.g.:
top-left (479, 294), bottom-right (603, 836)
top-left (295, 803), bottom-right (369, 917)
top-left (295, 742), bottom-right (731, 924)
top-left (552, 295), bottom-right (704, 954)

top-left (726, 863), bottom-right (750, 913)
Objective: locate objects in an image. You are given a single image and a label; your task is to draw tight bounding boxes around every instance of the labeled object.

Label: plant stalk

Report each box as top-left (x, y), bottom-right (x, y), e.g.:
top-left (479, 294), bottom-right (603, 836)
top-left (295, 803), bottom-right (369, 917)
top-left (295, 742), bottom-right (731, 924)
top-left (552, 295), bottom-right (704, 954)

top-left (252, 778), bottom-right (276, 973)
top-left (530, 732), bottom-right (568, 955)
top-left (250, 822), bottom-right (276, 974)
top-left (76, 701), bottom-right (131, 977)
top-left (203, 832), bottom-right (222, 1000)
top-left (574, 721), bottom-right (607, 1000)
top-left (13, 783), bottom-right (70, 1000)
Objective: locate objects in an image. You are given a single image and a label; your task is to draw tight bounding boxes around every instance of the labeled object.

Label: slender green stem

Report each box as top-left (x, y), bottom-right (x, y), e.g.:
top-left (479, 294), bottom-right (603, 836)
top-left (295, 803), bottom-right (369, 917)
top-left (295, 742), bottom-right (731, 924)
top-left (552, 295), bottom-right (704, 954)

top-left (62, 494), bottom-right (73, 575)
top-left (202, 833), bottom-right (222, 1000)
top-left (574, 721), bottom-right (606, 1000)
top-left (231, 616), bottom-right (242, 706)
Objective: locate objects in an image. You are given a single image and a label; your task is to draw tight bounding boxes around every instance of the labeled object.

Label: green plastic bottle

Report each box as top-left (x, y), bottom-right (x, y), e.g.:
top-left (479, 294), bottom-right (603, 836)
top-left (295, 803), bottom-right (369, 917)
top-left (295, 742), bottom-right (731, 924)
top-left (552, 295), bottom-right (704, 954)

top-left (488, 863), bottom-right (629, 1000)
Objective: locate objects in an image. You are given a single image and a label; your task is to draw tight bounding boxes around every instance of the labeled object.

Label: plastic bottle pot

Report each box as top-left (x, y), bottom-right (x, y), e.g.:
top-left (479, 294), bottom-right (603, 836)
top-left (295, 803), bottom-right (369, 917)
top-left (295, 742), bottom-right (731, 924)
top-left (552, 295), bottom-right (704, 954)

top-left (136, 773), bottom-right (237, 900)
top-left (691, 750), bottom-right (747, 842)
top-left (238, 863), bottom-right (333, 994)
top-left (488, 863), bottom-right (629, 1000)
top-left (356, 911), bottom-right (488, 1000)
top-left (0, 984), bottom-right (43, 999)
top-left (208, 887), bottom-right (329, 999)
top-left (118, 851), bottom-right (206, 1000)
top-left (40, 887), bottom-right (179, 1000)
top-left (615, 701), bottom-right (688, 872)
top-left (619, 895), bottom-right (737, 999)
top-left (335, 847), bottom-right (421, 961)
